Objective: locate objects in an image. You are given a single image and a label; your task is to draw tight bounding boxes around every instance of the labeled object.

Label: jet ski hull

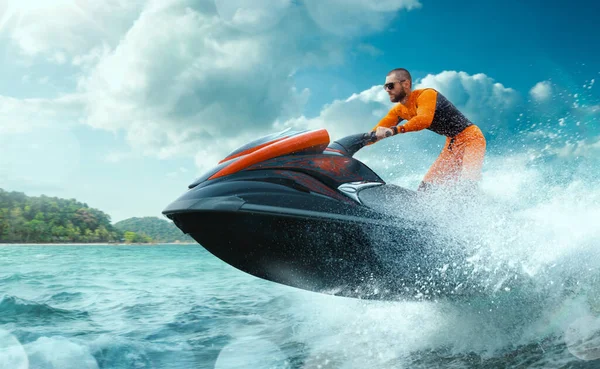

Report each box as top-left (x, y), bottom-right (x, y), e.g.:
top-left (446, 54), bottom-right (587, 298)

top-left (172, 209), bottom-right (388, 297)
top-left (164, 189), bottom-right (444, 300)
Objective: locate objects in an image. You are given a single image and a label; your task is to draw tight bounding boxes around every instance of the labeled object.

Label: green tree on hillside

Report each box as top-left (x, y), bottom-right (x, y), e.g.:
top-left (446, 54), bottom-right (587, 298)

top-left (0, 189), bottom-right (125, 243)
top-left (123, 231), bottom-right (153, 243)
top-left (114, 216), bottom-right (193, 243)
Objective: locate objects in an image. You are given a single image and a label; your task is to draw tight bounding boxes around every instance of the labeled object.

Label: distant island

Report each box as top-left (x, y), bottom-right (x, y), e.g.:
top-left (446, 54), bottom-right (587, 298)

top-left (114, 216), bottom-right (194, 244)
top-left (0, 188), bottom-right (193, 244)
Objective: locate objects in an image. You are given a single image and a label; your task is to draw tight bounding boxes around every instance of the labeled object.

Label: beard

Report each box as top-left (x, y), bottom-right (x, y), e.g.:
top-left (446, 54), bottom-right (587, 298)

top-left (389, 89), bottom-right (407, 103)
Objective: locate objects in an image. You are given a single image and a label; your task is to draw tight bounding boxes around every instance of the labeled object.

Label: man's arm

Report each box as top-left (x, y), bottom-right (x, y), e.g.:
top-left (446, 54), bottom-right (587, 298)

top-left (372, 104), bottom-right (403, 131)
top-left (397, 89), bottom-right (437, 133)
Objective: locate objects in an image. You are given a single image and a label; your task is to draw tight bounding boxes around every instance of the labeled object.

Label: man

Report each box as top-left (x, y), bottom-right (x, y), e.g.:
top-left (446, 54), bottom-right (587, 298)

top-left (372, 68), bottom-right (486, 192)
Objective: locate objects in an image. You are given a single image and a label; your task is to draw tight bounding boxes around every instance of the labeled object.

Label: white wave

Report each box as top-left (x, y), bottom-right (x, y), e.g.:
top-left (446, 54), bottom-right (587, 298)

top-left (284, 153), bottom-right (600, 365)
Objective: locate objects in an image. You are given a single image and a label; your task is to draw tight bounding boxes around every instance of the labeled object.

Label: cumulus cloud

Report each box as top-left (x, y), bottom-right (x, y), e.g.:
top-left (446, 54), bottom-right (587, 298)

top-left (415, 71), bottom-right (520, 132)
top-left (549, 136), bottom-right (600, 159)
top-left (78, 3), bottom-right (300, 159)
top-left (0, 0), bottom-right (145, 60)
top-left (530, 81), bottom-right (552, 102)
top-left (214, 0), bottom-right (293, 33)
top-left (0, 94), bottom-right (83, 134)
top-left (275, 85), bottom-right (391, 140)
top-left (303, 0), bottom-right (422, 37)
top-left (66, 0), bottom-right (421, 169)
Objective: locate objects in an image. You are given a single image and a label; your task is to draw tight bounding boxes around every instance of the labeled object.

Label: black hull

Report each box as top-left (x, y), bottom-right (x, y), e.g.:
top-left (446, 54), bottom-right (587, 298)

top-left (170, 208), bottom-right (448, 300)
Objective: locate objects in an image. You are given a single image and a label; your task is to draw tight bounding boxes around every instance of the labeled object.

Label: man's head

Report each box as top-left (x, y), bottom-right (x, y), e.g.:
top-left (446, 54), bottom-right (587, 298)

top-left (384, 68), bottom-right (412, 103)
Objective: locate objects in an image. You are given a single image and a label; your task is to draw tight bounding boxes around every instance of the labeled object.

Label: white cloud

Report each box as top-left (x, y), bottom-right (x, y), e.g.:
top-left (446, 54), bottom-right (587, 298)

top-left (0, 94), bottom-right (83, 134)
top-left (552, 136), bottom-right (600, 159)
top-left (78, 4), bottom-right (298, 159)
top-left (530, 81), bottom-right (552, 102)
top-left (68, 0), bottom-right (420, 170)
top-left (214, 0), bottom-right (292, 33)
top-left (414, 71), bottom-right (520, 129)
top-left (275, 85), bottom-right (392, 139)
top-left (0, 0), bottom-right (145, 60)
top-left (303, 0), bottom-right (422, 36)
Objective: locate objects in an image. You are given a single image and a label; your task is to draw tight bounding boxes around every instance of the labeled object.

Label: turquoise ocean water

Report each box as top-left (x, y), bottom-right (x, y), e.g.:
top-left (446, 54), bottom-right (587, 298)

top-left (1, 234), bottom-right (600, 368)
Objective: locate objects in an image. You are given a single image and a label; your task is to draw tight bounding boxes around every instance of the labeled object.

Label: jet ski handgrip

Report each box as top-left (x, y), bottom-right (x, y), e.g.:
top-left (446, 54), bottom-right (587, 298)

top-left (368, 126), bottom-right (398, 142)
top-left (330, 128), bottom-right (397, 157)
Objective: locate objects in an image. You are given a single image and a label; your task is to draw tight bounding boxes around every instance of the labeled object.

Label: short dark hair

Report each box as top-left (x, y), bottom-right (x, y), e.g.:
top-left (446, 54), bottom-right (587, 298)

top-left (387, 68), bottom-right (412, 86)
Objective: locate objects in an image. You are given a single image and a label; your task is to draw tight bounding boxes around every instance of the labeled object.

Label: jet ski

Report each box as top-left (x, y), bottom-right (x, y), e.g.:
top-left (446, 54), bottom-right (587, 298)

top-left (163, 128), bottom-right (466, 300)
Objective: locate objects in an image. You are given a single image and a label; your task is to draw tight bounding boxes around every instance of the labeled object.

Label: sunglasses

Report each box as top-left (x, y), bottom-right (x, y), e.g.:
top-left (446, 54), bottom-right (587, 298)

top-left (383, 80), bottom-right (406, 90)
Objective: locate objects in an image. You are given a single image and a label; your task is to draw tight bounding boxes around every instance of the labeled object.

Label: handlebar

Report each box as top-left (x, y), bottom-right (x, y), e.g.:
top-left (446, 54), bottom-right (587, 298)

top-left (329, 127), bottom-right (398, 158)
top-left (367, 126), bottom-right (396, 142)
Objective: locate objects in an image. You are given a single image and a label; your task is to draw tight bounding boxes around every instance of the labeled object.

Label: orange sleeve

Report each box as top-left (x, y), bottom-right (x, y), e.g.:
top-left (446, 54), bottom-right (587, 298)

top-left (400, 89), bottom-right (437, 133)
top-left (372, 104), bottom-right (403, 131)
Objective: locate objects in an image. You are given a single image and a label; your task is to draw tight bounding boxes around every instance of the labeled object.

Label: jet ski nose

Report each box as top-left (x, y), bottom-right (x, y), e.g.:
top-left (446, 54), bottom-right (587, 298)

top-left (163, 195), bottom-right (245, 215)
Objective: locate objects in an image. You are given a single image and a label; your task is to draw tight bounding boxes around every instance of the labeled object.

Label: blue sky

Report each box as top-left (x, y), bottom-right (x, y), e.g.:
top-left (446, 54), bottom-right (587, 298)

top-left (0, 0), bottom-right (598, 222)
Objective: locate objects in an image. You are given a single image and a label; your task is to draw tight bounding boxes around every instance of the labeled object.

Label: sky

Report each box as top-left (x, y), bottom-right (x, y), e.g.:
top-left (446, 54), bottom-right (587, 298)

top-left (0, 0), bottom-right (599, 222)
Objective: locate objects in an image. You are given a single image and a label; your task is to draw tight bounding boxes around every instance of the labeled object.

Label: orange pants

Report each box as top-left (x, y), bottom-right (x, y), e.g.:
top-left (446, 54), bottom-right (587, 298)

top-left (421, 125), bottom-right (486, 188)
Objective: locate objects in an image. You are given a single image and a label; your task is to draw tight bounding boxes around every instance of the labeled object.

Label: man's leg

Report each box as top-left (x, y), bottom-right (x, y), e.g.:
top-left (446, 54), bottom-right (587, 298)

top-left (419, 137), bottom-right (460, 191)
top-left (459, 126), bottom-right (486, 182)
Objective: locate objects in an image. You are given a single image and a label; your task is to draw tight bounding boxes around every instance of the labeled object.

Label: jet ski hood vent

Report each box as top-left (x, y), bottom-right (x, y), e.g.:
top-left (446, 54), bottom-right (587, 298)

top-left (188, 128), bottom-right (331, 188)
top-left (220, 128), bottom-right (308, 164)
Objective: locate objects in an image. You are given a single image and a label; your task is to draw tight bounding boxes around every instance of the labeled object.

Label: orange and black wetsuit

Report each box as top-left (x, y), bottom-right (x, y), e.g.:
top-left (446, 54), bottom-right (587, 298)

top-left (373, 88), bottom-right (486, 188)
